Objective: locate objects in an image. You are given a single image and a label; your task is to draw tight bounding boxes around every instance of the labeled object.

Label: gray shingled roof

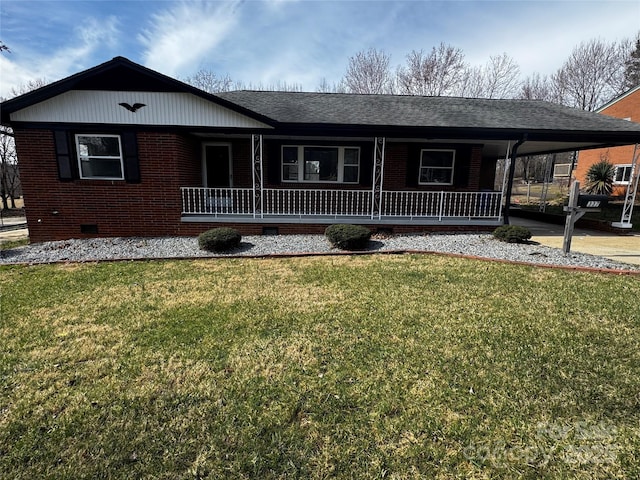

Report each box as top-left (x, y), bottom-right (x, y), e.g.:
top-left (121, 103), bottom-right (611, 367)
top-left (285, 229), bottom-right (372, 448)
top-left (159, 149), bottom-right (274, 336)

top-left (217, 91), bottom-right (640, 134)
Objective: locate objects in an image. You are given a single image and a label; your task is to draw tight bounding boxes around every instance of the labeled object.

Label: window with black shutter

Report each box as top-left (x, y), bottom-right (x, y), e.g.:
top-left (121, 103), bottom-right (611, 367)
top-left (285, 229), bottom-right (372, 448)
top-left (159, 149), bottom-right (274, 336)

top-left (75, 134), bottom-right (124, 180)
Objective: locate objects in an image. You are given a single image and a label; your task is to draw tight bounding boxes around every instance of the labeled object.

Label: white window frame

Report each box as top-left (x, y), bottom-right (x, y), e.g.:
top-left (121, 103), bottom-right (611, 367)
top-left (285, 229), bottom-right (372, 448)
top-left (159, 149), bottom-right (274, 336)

top-left (76, 134), bottom-right (124, 180)
top-left (419, 149), bottom-right (455, 186)
top-left (613, 164), bottom-right (632, 185)
top-left (281, 145), bottom-right (360, 184)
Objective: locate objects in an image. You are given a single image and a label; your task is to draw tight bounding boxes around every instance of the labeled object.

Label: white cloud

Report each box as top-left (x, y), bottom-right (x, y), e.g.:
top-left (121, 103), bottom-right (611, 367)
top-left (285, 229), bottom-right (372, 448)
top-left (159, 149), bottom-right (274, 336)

top-left (0, 57), bottom-right (39, 99)
top-left (457, 1), bottom-right (640, 77)
top-left (138, 0), bottom-right (242, 77)
top-left (0, 16), bottom-right (120, 98)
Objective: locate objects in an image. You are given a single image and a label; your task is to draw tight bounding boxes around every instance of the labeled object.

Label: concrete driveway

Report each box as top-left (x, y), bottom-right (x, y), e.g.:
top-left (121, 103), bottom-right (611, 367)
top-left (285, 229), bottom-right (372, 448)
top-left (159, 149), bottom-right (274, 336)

top-left (510, 217), bottom-right (640, 266)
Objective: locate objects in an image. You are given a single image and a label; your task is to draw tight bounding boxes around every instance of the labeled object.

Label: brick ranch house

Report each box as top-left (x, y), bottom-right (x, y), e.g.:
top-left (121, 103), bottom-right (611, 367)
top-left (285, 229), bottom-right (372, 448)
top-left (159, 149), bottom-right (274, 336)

top-left (575, 84), bottom-right (640, 197)
top-left (2, 57), bottom-right (640, 243)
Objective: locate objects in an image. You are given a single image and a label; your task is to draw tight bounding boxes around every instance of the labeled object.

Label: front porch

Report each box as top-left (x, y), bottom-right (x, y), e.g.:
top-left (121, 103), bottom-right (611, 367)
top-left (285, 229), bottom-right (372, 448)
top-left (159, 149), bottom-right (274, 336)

top-left (180, 187), bottom-right (504, 226)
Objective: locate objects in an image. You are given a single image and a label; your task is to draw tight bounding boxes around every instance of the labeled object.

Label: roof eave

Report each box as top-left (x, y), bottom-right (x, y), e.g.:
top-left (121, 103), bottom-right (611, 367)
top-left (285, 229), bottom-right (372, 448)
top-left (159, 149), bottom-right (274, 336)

top-left (270, 122), bottom-right (640, 143)
top-left (596, 84), bottom-right (640, 112)
top-left (0, 57), bottom-right (277, 127)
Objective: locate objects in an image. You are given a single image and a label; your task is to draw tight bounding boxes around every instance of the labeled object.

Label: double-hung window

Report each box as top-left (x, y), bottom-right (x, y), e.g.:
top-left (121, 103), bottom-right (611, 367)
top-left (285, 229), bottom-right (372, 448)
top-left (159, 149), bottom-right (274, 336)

top-left (282, 146), bottom-right (360, 183)
top-left (76, 134), bottom-right (124, 180)
top-left (613, 164), bottom-right (633, 185)
top-left (419, 149), bottom-right (455, 185)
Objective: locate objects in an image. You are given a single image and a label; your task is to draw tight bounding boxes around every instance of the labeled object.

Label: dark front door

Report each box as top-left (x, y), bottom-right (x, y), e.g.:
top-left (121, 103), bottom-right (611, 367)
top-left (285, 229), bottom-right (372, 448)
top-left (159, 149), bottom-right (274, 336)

top-left (204, 144), bottom-right (232, 187)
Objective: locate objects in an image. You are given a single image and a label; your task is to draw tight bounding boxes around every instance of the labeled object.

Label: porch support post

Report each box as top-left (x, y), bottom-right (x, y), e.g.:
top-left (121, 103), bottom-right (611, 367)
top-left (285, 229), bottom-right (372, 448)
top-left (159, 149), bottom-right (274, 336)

top-left (612, 143), bottom-right (639, 229)
top-left (251, 134), bottom-right (264, 218)
top-left (371, 137), bottom-right (386, 219)
top-left (497, 142), bottom-right (511, 221)
top-left (503, 135), bottom-right (527, 225)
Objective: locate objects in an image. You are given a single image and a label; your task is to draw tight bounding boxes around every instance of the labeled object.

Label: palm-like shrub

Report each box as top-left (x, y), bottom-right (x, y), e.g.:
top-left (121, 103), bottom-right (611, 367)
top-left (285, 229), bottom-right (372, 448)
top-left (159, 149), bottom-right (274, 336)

top-left (585, 160), bottom-right (615, 196)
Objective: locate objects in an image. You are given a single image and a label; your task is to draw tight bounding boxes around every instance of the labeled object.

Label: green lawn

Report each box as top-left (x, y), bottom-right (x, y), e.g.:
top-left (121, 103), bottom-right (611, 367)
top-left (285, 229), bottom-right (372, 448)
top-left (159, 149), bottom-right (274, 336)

top-left (0, 238), bottom-right (29, 250)
top-left (1, 255), bottom-right (639, 479)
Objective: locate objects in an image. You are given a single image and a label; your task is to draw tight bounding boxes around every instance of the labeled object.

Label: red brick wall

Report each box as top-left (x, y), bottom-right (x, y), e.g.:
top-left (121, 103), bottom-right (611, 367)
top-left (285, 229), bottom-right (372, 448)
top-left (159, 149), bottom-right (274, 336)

top-left (469, 146), bottom-right (483, 190)
top-left (231, 139), bottom-right (252, 188)
top-left (14, 129), bottom-right (492, 242)
top-left (14, 129), bottom-right (201, 242)
top-left (383, 143), bottom-right (408, 190)
top-left (575, 88), bottom-right (640, 195)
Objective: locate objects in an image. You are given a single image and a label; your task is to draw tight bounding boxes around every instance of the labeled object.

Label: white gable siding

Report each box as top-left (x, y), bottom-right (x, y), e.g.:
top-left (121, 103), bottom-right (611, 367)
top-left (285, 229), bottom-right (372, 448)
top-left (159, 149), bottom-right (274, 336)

top-left (10, 90), bottom-right (272, 129)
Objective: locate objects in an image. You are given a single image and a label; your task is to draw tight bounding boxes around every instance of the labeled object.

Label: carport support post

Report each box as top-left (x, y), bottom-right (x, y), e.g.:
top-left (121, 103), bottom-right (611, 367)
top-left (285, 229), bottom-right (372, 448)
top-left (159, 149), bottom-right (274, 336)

top-left (612, 143), bottom-right (639, 229)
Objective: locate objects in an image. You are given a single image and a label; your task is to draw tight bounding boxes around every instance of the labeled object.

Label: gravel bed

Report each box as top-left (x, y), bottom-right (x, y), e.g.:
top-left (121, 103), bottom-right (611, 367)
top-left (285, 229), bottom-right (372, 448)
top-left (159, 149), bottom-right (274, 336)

top-left (1, 233), bottom-right (638, 271)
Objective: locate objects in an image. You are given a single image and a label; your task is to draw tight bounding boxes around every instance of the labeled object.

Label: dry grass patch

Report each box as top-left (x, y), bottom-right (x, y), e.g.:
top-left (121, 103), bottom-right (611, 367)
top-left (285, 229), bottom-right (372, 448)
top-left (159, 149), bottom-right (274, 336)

top-left (228, 334), bottom-right (319, 381)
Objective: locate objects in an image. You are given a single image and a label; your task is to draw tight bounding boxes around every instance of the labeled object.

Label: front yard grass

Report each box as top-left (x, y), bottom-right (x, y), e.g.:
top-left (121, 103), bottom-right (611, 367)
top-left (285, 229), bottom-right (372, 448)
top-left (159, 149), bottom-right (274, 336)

top-left (1, 255), bottom-right (639, 479)
top-left (0, 238), bottom-right (28, 250)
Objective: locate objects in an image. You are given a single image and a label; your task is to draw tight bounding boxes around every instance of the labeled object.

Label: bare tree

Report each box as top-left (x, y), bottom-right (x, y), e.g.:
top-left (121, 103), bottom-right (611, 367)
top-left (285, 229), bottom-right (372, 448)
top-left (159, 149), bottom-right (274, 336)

top-left (397, 43), bottom-right (466, 96)
top-left (480, 54), bottom-right (521, 98)
top-left (342, 48), bottom-right (394, 94)
top-left (8, 79), bottom-right (47, 98)
top-left (457, 65), bottom-right (484, 98)
top-left (183, 69), bottom-right (234, 93)
top-left (519, 73), bottom-right (555, 101)
top-left (0, 130), bottom-right (19, 209)
top-left (316, 77), bottom-right (346, 93)
top-left (235, 80), bottom-right (303, 92)
top-left (551, 38), bottom-right (628, 111)
top-left (1, 79), bottom-right (48, 210)
top-left (184, 69), bottom-right (305, 92)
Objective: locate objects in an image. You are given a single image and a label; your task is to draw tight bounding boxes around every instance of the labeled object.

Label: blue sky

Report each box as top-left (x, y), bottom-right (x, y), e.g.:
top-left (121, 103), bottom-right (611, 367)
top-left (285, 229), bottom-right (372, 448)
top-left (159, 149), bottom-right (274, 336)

top-left (0, 0), bottom-right (639, 98)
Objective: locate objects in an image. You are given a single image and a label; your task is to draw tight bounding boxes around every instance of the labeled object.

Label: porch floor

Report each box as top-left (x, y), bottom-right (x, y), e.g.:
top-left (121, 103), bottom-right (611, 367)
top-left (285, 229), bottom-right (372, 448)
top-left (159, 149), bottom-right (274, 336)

top-left (181, 214), bottom-right (502, 226)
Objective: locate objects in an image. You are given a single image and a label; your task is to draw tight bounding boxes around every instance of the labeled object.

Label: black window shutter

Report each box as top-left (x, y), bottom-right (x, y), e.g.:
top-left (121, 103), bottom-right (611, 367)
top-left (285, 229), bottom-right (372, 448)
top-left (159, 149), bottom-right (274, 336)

top-left (406, 144), bottom-right (420, 187)
top-left (453, 146), bottom-right (470, 188)
top-left (359, 143), bottom-right (373, 187)
top-left (54, 130), bottom-right (74, 181)
top-left (266, 141), bottom-right (281, 186)
top-left (121, 132), bottom-right (141, 183)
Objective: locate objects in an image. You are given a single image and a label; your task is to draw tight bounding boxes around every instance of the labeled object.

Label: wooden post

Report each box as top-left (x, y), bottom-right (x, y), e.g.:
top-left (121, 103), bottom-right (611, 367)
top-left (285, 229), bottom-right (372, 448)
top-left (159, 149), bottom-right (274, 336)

top-left (562, 181), bottom-right (580, 254)
top-left (562, 181), bottom-right (598, 255)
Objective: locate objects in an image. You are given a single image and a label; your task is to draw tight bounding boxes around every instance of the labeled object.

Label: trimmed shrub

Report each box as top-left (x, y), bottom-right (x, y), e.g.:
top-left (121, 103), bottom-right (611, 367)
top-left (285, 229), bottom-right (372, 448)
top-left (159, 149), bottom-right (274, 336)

top-left (198, 227), bottom-right (241, 252)
top-left (325, 224), bottom-right (372, 250)
top-left (492, 225), bottom-right (532, 244)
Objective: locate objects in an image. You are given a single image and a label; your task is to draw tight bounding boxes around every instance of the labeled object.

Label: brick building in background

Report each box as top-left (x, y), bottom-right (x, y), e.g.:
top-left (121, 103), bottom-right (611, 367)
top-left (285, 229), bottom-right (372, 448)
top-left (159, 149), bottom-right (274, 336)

top-left (575, 85), bottom-right (640, 197)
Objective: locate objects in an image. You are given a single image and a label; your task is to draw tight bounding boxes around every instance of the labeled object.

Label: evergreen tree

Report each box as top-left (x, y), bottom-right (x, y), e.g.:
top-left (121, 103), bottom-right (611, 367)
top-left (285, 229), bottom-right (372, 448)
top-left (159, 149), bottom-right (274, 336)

top-left (624, 37), bottom-right (640, 89)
